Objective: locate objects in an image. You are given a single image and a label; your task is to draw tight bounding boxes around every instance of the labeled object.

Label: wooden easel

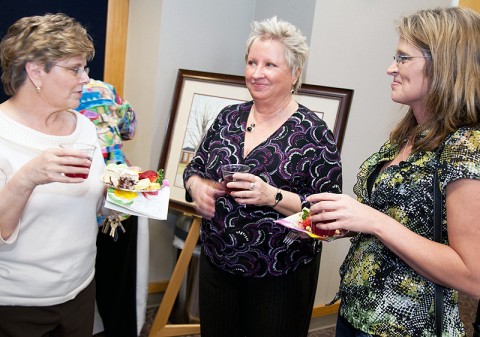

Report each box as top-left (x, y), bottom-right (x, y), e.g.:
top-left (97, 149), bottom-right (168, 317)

top-left (148, 212), bottom-right (201, 337)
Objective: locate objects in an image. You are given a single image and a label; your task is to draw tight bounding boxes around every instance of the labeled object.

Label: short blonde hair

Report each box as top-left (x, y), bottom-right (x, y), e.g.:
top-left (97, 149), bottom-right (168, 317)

top-left (245, 16), bottom-right (309, 92)
top-left (0, 13), bottom-right (95, 96)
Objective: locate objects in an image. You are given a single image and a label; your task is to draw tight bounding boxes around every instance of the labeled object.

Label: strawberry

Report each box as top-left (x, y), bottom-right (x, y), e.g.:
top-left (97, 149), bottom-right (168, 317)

top-left (300, 216), bottom-right (311, 230)
top-left (300, 208), bottom-right (311, 230)
top-left (139, 170), bottom-right (158, 182)
top-left (139, 169), bottom-right (165, 184)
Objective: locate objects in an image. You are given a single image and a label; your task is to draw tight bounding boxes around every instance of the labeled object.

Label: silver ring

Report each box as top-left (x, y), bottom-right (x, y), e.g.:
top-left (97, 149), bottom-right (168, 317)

top-left (249, 182), bottom-right (255, 190)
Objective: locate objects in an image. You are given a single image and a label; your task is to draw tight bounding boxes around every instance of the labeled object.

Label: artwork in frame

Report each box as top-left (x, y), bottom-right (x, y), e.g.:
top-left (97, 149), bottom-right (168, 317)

top-left (158, 68), bottom-right (353, 212)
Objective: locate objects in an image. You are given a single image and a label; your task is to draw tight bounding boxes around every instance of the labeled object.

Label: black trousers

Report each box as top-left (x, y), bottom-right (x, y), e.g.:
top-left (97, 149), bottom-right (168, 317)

top-left (95, 215), bottom-right (138, 337)
top-left (474, 300), bottom-right (480, 337)
top-left (0, 280), bottom-right (95, 337)
top-left (199, 251), bottom-right (321, 337)
top-left (335, 314), bottom-right (379, 337)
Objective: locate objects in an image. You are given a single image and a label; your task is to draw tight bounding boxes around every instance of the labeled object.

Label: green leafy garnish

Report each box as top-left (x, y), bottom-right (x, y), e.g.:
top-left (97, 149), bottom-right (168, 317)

top-left (301, 207), bottom-right (310, 220)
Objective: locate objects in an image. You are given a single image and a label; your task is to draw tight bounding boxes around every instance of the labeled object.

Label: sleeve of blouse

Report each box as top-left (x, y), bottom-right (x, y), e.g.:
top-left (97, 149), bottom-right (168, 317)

top-left (0, 161), bottom-right (19, 245)
top-left (298, 124), bottom-right (343, 207)
top-left (182, 112), bottom-right (223, 202)
top-left (440, 128), bottom-right (480, 187)
top-left (114, 87), bottom-right (137, 142)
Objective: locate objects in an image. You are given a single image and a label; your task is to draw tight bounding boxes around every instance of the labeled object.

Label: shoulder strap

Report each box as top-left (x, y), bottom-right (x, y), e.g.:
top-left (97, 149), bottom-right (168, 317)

top-left (433, 147), bottom-right (445, 336)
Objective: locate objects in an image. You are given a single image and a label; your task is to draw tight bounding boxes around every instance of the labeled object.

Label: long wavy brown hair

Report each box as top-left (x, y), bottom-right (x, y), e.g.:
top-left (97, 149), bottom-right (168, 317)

top-left (390, 7), bottom-right (480, 152)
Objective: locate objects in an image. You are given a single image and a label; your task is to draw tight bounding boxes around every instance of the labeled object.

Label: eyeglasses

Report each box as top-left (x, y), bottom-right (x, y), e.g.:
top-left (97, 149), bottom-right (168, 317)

top-left (393, 54), bottom-right (431, 65)
top-left (53, 64), bottom-right (90, 77)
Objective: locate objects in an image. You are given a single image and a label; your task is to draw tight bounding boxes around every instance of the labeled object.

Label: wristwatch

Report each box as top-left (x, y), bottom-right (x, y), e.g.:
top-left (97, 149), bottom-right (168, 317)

top-left (272, 188), bottom-right (283, 207)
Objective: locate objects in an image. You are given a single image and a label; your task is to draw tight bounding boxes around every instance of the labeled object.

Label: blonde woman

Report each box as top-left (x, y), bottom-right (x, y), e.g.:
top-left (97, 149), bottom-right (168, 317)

top-left (184, 17), bottom-right (342, 337)
top-left (309, 7), bottom-right (480, 336)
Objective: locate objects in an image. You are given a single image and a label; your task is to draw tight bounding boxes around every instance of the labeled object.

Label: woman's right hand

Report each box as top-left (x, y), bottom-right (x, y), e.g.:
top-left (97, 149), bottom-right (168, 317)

top-left (188, 176), bottom-right (225, 219)
top-left (16, 147), bottom-right (92, 189)
top-left (0, 147), bottom-right (91, 241)
top-left (307, 192), bottom-right (386, 235)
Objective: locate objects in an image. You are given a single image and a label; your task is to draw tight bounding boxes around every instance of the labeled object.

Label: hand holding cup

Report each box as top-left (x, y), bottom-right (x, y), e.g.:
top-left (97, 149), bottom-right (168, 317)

top-left (59, 143), bottom-right (96, 179)
top-left (308, 194), bottom-right (349, 241)
top-left (309, 214), bottom-right (348, 241)
top-left (221, 164), bottom-right (250, 194)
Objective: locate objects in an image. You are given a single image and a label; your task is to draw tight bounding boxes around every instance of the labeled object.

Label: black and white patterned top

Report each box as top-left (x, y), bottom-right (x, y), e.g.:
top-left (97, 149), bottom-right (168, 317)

top-left (183, 100), bottom-right (342, 277)
top-left (338, 127), bottom-right (480, 336)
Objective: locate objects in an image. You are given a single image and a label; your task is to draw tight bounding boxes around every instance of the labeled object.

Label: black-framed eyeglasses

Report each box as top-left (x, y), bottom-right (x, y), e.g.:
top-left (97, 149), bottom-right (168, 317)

top-left (393, 54), bottom-right (431, 65)
top-left (53, 65), bottom-right (90, 77)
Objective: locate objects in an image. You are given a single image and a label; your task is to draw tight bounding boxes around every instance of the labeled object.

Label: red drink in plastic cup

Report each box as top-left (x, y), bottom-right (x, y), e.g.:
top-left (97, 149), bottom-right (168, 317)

top-left (60, 143), bottom-right (96, 179)
top-left (221, 164), bottom-right (250, 194)
top-left (65, 165), bottom-right (90, 179)
top-left (311, 219), bottom-right (337, 237)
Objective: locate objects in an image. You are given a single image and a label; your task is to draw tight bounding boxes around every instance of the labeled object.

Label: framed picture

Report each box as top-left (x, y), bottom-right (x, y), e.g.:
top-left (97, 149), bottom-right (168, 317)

top-left (158, 69), bottom-right (353, 212)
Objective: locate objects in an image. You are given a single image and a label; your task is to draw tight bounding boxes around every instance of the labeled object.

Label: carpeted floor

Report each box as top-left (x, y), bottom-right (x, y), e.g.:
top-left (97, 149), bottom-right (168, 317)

top-left (136, 293), bottom-right (478, 337)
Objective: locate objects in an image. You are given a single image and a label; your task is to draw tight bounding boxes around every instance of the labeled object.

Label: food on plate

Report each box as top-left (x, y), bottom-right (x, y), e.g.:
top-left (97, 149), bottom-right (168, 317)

top-left (102, 164), bottom-right (165, 191)
top-left (139, 170), bottom-right (159, 182)
top-left (299, 208), bottom-right (312, 232)
top-left (277, 208), bottom-right (347, 241)
top-left (134, 178), bottom-right (151, 190)
top-left (134, 179), bottom-right (161, 191)
top-left (101, 164), bottom-right (139, 189)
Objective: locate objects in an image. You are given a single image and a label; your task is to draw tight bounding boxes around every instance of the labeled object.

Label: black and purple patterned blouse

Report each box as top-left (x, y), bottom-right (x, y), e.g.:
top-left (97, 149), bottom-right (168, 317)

top-left (183, 101), bottom-right (342, 277)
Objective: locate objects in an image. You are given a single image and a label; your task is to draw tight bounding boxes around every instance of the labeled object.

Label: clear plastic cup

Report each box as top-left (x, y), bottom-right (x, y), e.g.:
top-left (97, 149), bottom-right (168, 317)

top-left (60, 143), bottom-right (96, 179)
top-left (221, 164), bottom-right (250, 194)
top-left (311, 218), bottom-right (348, 241)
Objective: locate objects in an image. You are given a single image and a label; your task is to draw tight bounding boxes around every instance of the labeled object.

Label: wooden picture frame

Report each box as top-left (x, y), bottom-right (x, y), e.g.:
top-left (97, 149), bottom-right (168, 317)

top-left (158, 69), bottom-right (353, 213)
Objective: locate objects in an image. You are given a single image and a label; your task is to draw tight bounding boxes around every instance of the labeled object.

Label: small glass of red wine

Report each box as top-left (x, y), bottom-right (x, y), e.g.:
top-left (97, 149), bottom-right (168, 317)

top-left (311, 210), bottom-right (348, 241)
top-left (60, 143), bottom-right (96, 179)
top-left (221, 164), bottom-right (250, 194)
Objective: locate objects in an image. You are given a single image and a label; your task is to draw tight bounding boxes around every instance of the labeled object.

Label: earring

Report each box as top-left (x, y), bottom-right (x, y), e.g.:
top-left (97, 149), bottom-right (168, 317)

top-left (291, 89), bottom-right (295, 95)
top-left (36, 86), bottom-right (41, 93)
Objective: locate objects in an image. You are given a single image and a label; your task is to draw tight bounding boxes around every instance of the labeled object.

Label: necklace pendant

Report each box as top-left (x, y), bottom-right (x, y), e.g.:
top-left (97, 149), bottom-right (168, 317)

top-left (247, 123), bottom-right (255, 132)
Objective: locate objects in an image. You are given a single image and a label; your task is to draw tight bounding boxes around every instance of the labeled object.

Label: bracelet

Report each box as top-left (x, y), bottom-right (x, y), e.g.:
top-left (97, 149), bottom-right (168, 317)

top-left (187, 178), bottom-right (196, 195)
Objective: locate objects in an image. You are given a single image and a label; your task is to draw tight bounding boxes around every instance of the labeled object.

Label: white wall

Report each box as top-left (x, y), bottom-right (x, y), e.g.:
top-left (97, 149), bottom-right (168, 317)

top-left (122, 0), bottom-right (453, 329)
top-left (253, 0), bottom-right (316, 44)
